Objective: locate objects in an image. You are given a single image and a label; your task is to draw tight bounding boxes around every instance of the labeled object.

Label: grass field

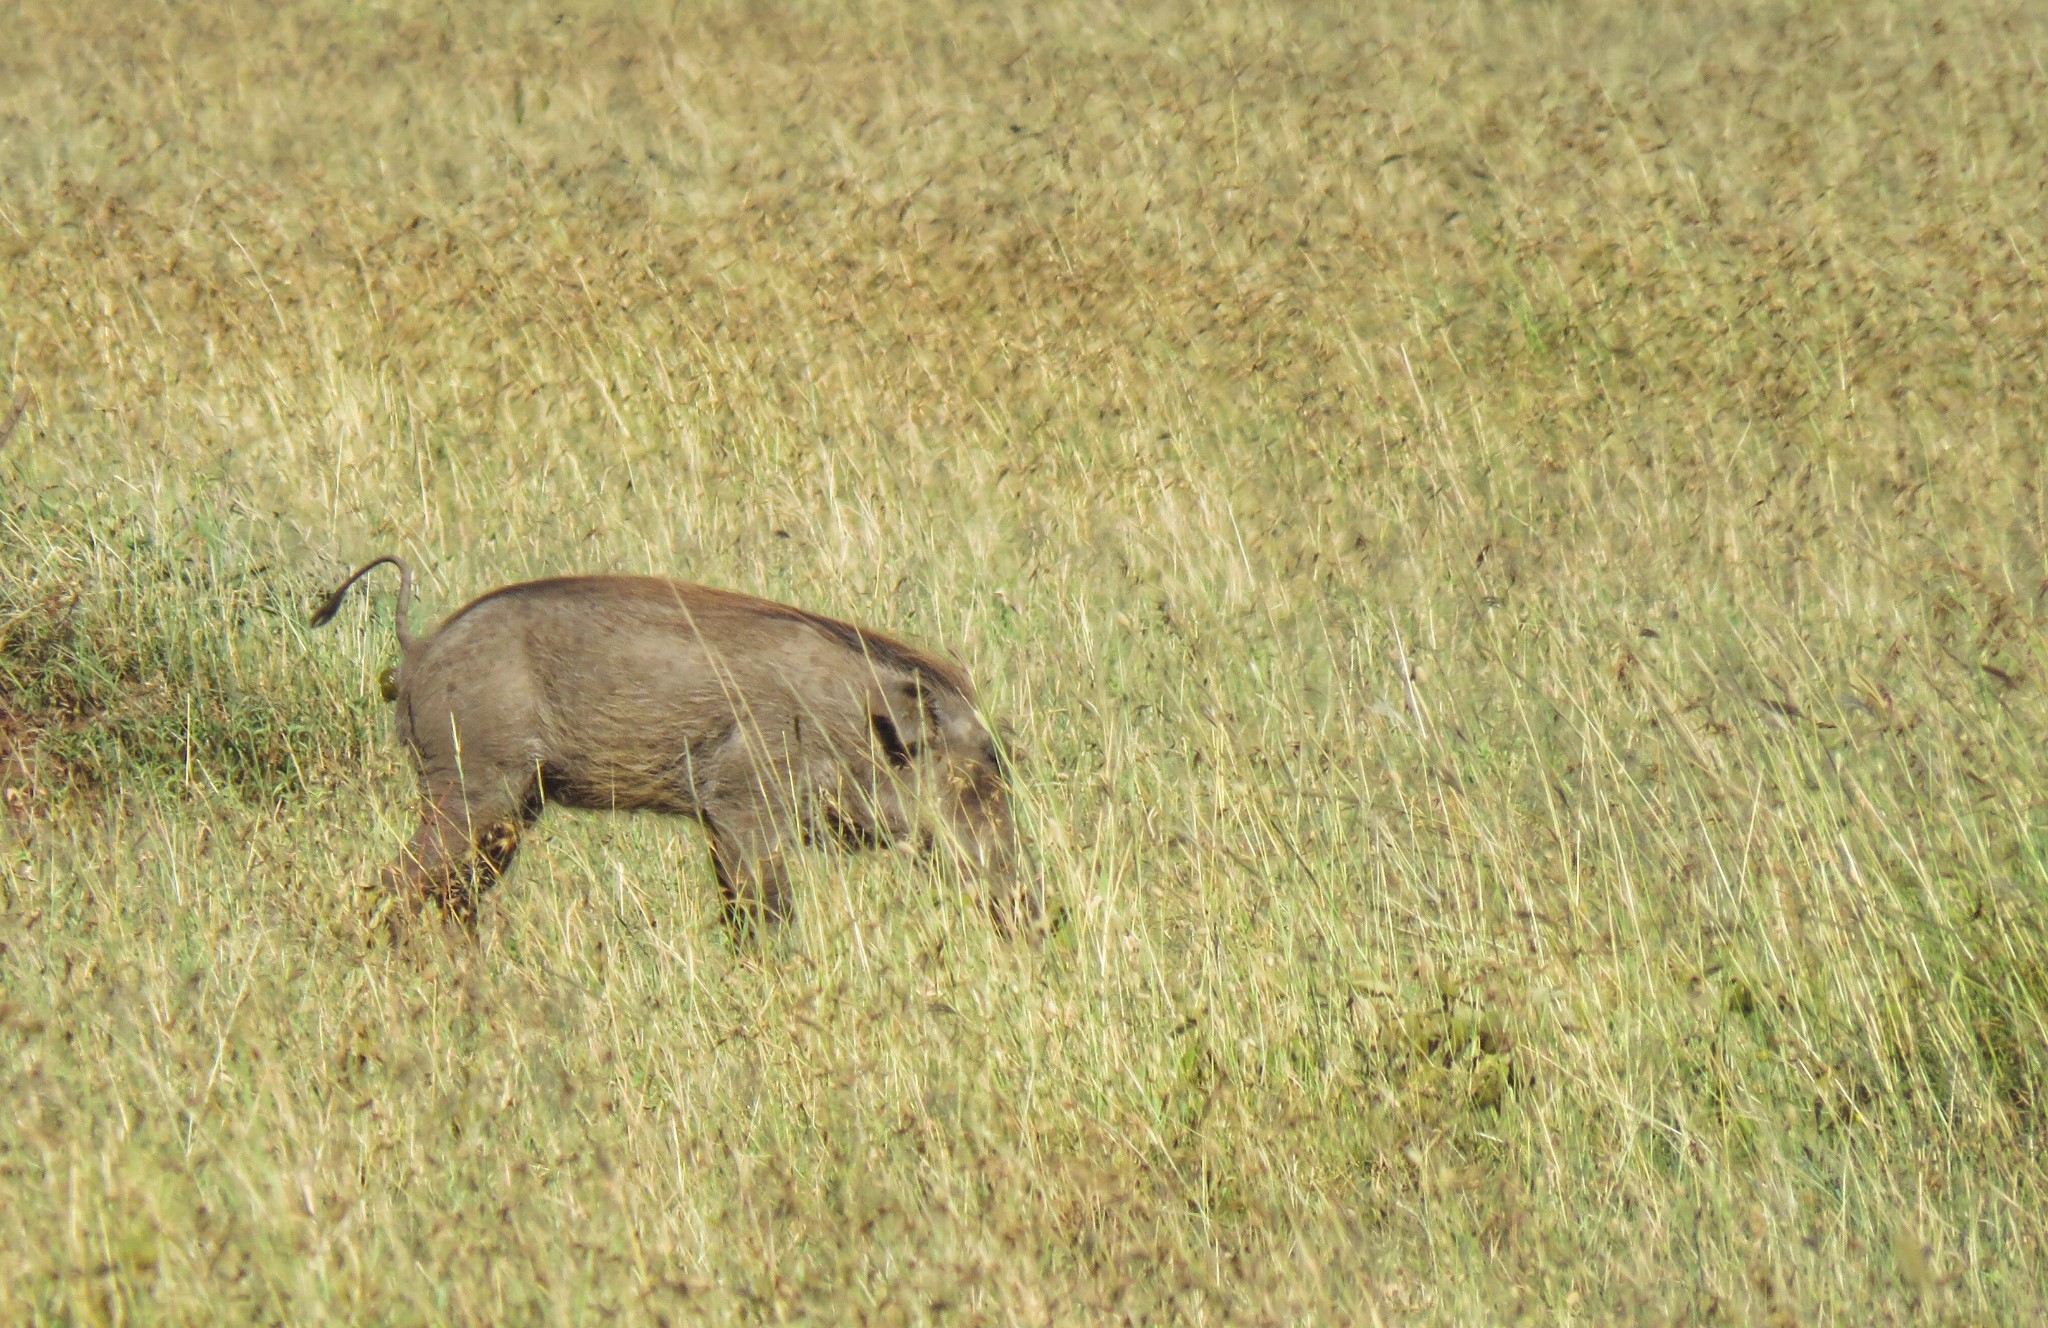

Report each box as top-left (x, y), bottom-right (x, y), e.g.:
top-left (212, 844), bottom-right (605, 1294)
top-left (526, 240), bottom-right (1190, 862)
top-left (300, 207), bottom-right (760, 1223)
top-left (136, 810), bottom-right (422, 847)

top-left (4, 0), bottom-right (2048, 1321)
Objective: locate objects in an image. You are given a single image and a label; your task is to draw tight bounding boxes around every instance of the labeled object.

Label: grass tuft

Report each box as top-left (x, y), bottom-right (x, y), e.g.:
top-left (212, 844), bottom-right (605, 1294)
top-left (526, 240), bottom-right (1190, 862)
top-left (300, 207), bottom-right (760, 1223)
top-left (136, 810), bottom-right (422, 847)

top-left (0, 502), bottom-right (381, 810)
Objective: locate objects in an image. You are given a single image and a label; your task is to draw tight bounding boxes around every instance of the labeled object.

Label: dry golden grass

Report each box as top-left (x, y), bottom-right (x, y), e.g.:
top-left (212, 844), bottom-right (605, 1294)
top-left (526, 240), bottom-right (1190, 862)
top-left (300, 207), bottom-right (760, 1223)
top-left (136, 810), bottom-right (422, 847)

top-left (4, 0), bottom-right (2048, 1321)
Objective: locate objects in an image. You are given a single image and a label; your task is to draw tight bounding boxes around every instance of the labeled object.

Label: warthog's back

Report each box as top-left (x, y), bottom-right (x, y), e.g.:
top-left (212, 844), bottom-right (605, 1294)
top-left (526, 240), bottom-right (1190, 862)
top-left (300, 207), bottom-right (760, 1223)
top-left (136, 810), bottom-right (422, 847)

top-left (437, 576), bottom-right (972, 696)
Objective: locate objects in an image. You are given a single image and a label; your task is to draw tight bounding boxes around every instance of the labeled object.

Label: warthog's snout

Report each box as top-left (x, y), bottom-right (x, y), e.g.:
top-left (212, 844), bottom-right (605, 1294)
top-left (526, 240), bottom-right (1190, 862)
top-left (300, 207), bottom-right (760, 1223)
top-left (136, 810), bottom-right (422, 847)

top-left (311, 558), bottom-right (1034, 937)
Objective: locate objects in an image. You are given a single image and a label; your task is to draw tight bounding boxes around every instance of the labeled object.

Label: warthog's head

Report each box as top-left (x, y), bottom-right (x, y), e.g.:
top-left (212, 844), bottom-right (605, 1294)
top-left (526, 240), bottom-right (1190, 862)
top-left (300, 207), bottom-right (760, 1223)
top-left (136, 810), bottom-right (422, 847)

top-left (854, 673), bottom-right (1031, 928)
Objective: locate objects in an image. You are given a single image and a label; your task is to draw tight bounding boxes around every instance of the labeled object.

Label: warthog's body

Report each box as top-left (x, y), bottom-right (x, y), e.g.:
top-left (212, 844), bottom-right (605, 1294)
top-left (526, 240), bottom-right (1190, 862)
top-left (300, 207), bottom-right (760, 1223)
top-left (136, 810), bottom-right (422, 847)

top-left (311, 558), bottom-right (1026, 934)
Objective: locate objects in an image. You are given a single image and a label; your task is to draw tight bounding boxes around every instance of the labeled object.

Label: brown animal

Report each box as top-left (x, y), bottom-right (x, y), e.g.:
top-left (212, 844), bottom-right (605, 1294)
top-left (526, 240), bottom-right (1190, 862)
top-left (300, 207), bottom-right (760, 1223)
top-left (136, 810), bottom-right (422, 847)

top-left (310, 557), bottom-right (1030, 936)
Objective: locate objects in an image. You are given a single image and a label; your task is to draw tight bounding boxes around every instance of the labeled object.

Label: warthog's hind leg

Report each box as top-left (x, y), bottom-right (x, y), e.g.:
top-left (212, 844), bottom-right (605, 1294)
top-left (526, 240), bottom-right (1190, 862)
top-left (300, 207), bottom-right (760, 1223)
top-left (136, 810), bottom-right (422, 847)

top-left (380, 782), bottom-right (539, 934)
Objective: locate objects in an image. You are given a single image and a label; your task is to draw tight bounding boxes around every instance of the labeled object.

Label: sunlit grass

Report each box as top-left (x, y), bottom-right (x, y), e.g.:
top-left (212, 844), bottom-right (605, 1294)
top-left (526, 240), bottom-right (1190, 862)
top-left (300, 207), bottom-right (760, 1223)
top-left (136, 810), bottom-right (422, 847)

top-left (3, 0), bottom-right (2046, 1321)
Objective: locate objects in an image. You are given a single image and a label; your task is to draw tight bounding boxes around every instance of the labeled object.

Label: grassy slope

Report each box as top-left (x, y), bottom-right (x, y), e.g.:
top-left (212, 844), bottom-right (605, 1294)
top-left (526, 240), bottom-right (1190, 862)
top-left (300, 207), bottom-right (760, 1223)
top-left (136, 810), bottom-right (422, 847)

top-left (3, 0), bottom-right (2047, 1320)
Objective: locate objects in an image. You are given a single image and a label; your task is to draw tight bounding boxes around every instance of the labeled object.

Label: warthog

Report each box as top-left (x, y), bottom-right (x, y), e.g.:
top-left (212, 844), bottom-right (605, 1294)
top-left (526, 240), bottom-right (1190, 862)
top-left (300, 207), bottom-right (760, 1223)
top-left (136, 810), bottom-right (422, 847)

top-left (311, 557), bottom-right (1030, 935)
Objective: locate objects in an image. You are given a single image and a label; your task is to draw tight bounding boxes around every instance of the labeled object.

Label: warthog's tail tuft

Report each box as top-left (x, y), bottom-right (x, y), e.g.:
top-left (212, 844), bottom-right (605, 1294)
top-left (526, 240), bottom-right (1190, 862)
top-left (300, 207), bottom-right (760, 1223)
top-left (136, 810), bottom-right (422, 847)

top-left (310, 555), bottom-right (418, 653)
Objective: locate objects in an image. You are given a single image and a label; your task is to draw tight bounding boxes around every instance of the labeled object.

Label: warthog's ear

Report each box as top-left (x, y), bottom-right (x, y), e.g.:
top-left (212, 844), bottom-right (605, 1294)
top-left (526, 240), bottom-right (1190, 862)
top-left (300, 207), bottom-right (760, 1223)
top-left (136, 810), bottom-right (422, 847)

top-left (869, 709), bottom-right (915, 770)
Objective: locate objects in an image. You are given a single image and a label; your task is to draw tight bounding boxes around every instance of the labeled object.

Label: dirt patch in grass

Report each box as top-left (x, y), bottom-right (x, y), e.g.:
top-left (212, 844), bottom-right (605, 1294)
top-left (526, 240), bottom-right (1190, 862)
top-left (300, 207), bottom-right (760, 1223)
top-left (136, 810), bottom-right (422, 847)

top-left (0, 583), bottom-right (95, 815)
top-left (0, 699), bottom-right (48, 814)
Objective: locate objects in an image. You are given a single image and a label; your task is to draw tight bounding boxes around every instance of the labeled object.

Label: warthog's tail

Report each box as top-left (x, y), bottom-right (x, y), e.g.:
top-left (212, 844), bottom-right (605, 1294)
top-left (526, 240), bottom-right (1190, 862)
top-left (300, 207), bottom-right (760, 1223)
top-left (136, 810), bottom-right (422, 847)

top-left (310, 555), bottom-right (417, 654)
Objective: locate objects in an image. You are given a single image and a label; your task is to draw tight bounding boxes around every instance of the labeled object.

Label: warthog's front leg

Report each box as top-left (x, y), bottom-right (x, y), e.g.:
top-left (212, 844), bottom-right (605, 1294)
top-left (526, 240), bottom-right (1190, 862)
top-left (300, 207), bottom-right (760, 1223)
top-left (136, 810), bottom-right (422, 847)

top-left (706, 812), bottom-right (794, 940)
